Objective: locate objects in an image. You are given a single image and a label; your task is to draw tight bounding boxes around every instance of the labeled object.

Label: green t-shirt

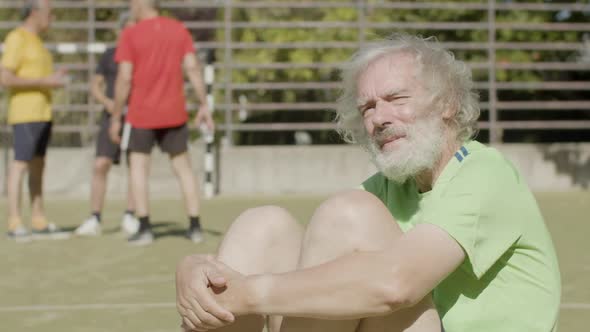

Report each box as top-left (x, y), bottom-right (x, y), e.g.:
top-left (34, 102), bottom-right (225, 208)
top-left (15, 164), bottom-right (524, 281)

top-left (362, 140), bottom-right (560, 332)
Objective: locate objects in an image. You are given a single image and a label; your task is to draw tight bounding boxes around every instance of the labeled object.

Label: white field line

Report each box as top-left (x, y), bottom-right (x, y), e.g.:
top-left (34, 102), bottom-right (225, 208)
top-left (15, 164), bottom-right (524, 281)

top-left (0, 302), bottom-right (588, 313)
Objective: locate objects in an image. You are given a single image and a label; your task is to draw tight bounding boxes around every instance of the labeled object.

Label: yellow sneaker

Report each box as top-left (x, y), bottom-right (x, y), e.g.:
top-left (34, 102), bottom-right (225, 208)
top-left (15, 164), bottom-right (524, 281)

top-left (8, 217), bottom-right (23, 232)
top-left (31, 216), bottom-right (49, 231)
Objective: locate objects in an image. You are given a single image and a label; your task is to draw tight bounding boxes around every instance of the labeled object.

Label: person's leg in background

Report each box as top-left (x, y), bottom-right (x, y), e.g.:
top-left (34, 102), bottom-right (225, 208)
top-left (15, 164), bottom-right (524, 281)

top-left (77, 114), bottom-right (116, 235)
top-left (7, 159), bottom-right (28, 238)
top-left (7, 123), bottom-right (34, 238)
top-left (28, 155), bottom-right (48, 230)
top-left (170, 151), bottom-right (202, 242)
top-left (126, 126), bottom-right (155, 245)
top-left (8, 122), bottom-right (56, 239)
top-left (162, 124), bottom-right (204, 243)
top-left (118, 117), bottom-right (138, 234)
top-left (75, 156), bottom-right (112, 236)
top-left (76, 114), bottom-right (138, 236)
top-left (27, 122), bottom-right (68, 238)
top-left (121, 155), bottom-right (138, 234)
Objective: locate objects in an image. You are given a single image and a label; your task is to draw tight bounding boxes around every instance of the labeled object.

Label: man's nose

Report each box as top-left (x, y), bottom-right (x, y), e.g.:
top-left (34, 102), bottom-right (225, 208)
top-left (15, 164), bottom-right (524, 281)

top-left (372, 100), bottom-right (393, 127)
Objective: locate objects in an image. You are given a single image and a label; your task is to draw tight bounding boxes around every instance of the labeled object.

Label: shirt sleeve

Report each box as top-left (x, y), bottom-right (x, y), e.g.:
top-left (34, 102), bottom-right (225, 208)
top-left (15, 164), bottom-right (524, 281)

top-left (115, 29), bottom-right (134, 63)
top-left (421, 155), bottom-right (524, 279)
top-left (1, 31), bottom-right (25, 71)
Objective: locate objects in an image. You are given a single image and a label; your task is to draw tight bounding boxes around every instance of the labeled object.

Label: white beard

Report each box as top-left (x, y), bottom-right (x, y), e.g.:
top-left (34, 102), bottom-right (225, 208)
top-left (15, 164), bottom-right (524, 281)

top-left (366, 115), bottom-right (445, 183)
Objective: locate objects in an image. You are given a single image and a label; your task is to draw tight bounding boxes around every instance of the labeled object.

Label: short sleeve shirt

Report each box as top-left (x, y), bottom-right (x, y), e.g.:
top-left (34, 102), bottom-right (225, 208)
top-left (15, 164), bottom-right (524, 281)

top-left (362, 141), bottom-right (561, 332)
top-left (1, 28), bottom-right (53, 124)
top-left (115, 16), bottom-right (195, 129)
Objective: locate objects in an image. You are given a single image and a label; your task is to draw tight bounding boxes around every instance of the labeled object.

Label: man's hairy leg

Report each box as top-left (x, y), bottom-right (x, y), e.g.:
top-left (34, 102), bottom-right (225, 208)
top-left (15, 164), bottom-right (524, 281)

top-left (280, 190), bottom-right (441, 332)
top-left (214, 206), bottom-right (304, 332)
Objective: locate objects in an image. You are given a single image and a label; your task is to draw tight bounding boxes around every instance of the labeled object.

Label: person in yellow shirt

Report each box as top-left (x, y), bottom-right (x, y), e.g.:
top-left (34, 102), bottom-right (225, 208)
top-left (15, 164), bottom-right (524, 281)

top-left (1, 0), bottom-right (68, 240)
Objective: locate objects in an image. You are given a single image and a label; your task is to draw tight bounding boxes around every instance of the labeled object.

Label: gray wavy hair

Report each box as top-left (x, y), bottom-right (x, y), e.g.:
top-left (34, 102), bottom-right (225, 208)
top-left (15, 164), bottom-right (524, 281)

top-left (335, 33), bottom-right (480, 146)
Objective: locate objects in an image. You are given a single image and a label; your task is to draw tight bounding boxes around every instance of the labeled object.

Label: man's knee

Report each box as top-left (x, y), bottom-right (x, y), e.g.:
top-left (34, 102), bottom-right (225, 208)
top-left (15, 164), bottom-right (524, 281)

top-left (219, 206), bottom-right (303, 275)
top-left (304, 190), bottom-right (400, 252)
top-left (234, 205), bottom-right (302, 242)
top-left (93, 158), bottom-right (111, 175)
top-left (10, 160), bottom-right (29, 173)
top-left (311, 189), bottom-right (396, 234)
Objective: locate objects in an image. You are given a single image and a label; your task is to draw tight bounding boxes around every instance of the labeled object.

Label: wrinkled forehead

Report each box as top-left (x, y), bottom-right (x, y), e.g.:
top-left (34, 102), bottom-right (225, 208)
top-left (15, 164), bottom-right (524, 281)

top-left (356, 52), bottom-right (422, 97)
top-left (360, 51), bottom-right (419, 80)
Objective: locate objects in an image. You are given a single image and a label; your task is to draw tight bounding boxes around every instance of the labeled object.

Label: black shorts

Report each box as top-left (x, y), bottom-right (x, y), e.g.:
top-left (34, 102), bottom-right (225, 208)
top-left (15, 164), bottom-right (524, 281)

top-left (127, 124), bottom-right (188, 155)
top-left (96, 112), bottom-right (125, 164)
top-left (12, 121), bottom-right (52, 161)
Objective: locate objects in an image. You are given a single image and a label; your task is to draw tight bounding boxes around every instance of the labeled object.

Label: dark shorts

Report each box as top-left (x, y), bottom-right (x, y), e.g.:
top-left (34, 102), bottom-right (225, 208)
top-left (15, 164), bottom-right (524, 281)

top-left (96, 112), bottom-right (124, 165)
top-left (12, 121), bottom-right (52, 161)
top-left (127, 124), bottom-right (188, 155)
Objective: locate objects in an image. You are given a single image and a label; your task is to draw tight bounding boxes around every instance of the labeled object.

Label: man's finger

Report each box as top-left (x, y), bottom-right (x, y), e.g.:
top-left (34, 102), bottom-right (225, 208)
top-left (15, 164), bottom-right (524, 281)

top-left (184, 305), bottom-right (217, 331)
top-left (182, 315), bottom-right (199, 331)
top-left (205, 266), bottom-right (227, 288)
top-left (187, 296), bottom-right (232, 329)
top-left (188, 284), bottom-right (234, 323)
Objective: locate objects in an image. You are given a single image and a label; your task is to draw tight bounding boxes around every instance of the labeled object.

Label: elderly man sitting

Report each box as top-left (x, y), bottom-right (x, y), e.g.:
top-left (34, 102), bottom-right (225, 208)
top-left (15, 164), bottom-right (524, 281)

top-left (175, 33), bottom-right (561, 332)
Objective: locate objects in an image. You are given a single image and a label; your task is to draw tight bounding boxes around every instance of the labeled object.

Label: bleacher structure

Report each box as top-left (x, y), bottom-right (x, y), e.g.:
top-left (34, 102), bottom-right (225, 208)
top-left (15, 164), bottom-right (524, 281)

top-left (0, 0), bottom-right (589, 147)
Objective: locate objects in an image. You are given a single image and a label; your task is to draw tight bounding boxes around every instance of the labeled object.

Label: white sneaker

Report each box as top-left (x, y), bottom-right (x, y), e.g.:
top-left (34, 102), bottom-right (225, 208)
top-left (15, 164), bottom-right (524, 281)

top-left (75, 216), bottom-right (101, 236)
top-left (121, 214), bottom-right (139, 235)
top-left (7, 225), bottom-right (31, 243)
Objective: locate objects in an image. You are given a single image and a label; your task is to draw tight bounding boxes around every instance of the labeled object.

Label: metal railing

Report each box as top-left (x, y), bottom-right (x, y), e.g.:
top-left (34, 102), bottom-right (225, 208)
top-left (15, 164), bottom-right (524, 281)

top-left (0, 0), bottom-right (589, 146)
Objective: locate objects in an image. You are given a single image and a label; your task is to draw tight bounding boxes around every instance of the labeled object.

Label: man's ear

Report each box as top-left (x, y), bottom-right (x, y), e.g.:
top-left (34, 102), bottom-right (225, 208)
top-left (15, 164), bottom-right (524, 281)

top-left (442, 99), bottom-right (457, 120)
top-left (442, 108), bottom-right (455, 120)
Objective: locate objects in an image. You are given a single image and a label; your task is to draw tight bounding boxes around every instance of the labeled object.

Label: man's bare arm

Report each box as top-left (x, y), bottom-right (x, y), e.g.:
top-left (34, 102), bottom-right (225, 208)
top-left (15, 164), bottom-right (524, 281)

top-left (241, 224), bottom-right (465, 319)
top-left (183, 53), bottom-right (214, 130)
top-left (111, 62), bottom-right (132, 119)
top-left (183, 53), bottom-right (207, 104)
top-left (109, 62), bottom-right (132, 144)
top-left (90, 74), bottom-right (114, 112)
top-left (1, 67), bottom-right (65, 88)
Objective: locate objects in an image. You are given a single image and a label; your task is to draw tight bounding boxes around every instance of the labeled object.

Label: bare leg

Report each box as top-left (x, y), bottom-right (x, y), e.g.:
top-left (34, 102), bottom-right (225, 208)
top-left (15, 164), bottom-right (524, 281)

top-left (90, 157), bottom-right (112, 213)
top-left (7, 160), bottom-right (28, 229)
top-left (28, 157), bottom-right (48, 229)
top-left (130, 152), bottom-right (151, 217)
top-left (125, 162), bottom-right (135, 211)
top-left (214, 206), bottom-right (305, 332)
top-left (169, 152), bottom-right (200, 217)
top-left (280, 190), bottom-right (441, 332)
top-left (207, 191), bottom-right (440, 332)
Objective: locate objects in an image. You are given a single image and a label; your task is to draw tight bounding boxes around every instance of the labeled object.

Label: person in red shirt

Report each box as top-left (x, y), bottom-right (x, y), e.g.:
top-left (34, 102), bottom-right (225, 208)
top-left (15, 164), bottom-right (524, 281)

top-left (110, 0), bottom-right (214, 245)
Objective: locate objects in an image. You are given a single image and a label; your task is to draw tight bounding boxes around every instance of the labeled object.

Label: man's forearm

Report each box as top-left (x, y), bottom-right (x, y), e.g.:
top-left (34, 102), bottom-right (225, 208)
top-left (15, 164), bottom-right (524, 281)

top-left (112, 78), bottom-right (130, 118)
top-left (1, 75), bottom-right (47, 88)
top-left (90, 82), bottom-right (112, 109)
top-left (187, 70), bottom-right (207, 104)
top-left (242, 251), bottom-right (406, 320)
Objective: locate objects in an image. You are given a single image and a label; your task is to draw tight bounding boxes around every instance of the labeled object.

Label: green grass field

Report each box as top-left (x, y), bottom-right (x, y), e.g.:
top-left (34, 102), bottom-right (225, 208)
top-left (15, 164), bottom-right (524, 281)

top-left (1, 192), bottom-right (588, 331)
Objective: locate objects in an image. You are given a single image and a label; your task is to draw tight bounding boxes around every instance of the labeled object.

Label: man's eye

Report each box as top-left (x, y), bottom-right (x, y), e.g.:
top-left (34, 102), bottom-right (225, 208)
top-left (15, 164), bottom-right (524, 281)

top-left (361, 107), bottom-right (374, 116)
top-left (390, 96), bottom-right (409, 103)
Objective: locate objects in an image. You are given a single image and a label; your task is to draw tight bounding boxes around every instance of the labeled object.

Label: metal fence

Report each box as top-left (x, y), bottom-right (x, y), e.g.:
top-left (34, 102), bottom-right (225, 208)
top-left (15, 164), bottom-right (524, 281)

top-left (1, 0), bottom-right (589, 146)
